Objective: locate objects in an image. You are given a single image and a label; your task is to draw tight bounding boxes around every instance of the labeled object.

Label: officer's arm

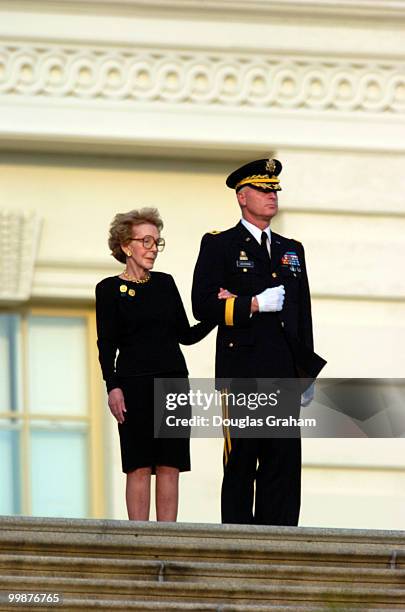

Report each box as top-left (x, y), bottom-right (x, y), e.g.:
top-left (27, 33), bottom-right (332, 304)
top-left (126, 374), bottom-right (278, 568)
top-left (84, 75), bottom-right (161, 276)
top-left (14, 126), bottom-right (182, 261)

top-left (297, 242), bottom-right (314, 350)
top-left (192, 233), bottom-right (252, 326)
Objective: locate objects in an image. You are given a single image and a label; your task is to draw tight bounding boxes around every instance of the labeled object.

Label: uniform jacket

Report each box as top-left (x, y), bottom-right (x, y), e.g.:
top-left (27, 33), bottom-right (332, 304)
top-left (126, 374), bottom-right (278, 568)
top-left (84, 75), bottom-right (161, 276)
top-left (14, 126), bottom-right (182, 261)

top-left (192, 222), bottom-right (325, 382)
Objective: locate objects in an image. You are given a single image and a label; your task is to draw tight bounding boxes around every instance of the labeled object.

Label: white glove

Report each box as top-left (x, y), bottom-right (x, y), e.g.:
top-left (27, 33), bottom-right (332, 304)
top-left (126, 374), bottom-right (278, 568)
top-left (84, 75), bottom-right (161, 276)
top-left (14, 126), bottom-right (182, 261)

top-left (256, 285), bottom-right (285, 312)
top-left (301, 382), bottom-right (315, 407)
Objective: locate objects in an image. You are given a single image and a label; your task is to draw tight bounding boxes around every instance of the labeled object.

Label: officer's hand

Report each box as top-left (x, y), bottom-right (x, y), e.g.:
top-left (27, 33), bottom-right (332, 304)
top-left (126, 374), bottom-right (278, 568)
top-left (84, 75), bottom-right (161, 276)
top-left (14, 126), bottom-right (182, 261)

top-left (255, 285), bottom-right (285, 312)
top-left (218, 287), bottom-right (237, 299)
top-left (108, 388), bottom-right (127, 424)
top-left (301, 382), bottom-right (315, 407)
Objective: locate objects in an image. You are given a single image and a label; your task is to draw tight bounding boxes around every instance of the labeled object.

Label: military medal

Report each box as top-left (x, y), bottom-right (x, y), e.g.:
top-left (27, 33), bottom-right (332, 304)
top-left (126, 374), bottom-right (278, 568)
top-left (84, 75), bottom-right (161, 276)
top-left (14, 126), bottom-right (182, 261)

top-left (281, 251), bottom-right (301, 272)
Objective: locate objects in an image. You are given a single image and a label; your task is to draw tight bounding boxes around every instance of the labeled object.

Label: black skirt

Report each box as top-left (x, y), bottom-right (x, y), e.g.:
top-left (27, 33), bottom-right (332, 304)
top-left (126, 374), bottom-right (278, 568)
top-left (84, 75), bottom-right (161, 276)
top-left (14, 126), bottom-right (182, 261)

top-left (117, 373), bottom-right (191, 474)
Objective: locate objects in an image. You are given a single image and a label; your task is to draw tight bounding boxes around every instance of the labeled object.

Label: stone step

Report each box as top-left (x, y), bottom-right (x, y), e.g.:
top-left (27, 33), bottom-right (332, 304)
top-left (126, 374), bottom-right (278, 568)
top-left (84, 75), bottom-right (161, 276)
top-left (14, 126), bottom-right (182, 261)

top-left (0, 598), bottom-right (401, 612)
top-left (1, 517), bottom-right (405, 612)
top-left (1, 517), bottom-right (404, 569)
top-left (0, 553), bottom-right (404, 589)
top-left (1, 574), bottom-right (405, 608)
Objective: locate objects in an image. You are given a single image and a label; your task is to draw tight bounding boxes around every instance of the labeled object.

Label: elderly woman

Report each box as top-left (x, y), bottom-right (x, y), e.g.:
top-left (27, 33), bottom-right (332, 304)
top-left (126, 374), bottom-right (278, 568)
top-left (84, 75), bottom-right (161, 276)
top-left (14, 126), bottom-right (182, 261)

top-left (96, 208), bottom-right (214, 522)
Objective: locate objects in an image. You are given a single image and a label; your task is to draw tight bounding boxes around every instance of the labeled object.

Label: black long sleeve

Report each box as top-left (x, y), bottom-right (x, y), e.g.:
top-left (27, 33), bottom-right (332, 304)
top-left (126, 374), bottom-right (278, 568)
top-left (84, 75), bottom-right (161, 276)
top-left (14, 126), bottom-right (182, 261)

top-left (169, 275), bottom-right (216, 345)
top-left (95, 280), bottom-right (120, 392)
top-left (296, 243), bottom-right (314, 350)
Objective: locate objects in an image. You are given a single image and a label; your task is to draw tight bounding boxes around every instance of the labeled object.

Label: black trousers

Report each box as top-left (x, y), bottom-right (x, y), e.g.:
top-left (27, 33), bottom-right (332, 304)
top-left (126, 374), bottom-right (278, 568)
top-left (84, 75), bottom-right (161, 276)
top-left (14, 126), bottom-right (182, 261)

top-left (221, 436), bottom-right (301, 526)
top-left (220, 330), bottom-right (301, 526)
top-left (220, 367), bottom-right (301, 526)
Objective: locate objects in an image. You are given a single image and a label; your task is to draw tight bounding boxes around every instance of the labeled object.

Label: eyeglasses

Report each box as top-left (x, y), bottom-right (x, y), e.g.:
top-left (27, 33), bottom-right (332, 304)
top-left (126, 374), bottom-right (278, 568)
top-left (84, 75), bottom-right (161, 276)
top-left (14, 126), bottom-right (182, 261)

top-left (130, 235), bottom-right (166, 252)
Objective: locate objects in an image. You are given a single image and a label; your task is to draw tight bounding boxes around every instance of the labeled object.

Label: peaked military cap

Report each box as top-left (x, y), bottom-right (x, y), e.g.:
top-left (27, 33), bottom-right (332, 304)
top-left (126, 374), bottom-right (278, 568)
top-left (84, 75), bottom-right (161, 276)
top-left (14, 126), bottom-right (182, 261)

top-left (226, 158), bottom-right (282, 192)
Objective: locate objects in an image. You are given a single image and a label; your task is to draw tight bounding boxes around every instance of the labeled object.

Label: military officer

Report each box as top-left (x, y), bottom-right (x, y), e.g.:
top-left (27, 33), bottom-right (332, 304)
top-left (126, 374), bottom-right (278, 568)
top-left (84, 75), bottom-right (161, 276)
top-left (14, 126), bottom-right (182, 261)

top-left (191, 158), bottom-right (325, 526)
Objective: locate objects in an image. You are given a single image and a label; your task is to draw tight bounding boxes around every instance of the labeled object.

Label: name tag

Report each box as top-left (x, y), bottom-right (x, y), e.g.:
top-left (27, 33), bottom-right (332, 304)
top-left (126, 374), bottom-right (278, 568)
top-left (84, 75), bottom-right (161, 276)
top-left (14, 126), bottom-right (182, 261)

top-left (236, 260), bottom-right (254, 268)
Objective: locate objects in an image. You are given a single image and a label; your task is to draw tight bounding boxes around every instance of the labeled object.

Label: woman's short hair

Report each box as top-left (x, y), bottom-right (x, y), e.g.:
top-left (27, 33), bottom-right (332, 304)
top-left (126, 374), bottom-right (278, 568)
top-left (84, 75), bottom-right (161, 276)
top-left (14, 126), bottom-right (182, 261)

top-left (108, 207), bottom-right (164, 263)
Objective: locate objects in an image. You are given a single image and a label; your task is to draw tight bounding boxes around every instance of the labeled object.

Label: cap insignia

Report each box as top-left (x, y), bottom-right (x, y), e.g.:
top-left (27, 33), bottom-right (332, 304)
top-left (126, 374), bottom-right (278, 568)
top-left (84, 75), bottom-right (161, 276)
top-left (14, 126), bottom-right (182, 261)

top-left (265, 159), bottom-right (276, 173)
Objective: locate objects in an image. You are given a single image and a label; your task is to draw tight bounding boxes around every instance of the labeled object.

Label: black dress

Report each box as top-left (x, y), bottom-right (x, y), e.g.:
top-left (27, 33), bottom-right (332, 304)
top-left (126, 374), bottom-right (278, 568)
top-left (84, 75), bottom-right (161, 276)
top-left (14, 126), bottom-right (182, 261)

top-left (95, 272), bottom-right (214, 474)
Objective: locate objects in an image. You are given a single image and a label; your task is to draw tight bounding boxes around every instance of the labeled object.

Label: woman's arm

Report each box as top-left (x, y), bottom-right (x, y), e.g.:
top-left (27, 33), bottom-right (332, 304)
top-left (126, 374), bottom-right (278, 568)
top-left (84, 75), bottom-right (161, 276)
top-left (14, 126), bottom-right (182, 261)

top-left (95, 281), bottom-right (127, 423)
top-left (95, 280), bottom-right (120, 392)
top-left (169, 276), bottom-right (216, 345)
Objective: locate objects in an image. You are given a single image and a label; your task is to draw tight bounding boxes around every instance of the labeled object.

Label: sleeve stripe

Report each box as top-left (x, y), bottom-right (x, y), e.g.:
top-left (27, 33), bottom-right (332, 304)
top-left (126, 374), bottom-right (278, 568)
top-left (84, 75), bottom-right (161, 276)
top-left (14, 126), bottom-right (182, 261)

top-left (225, 297), bottom-right (235, 326)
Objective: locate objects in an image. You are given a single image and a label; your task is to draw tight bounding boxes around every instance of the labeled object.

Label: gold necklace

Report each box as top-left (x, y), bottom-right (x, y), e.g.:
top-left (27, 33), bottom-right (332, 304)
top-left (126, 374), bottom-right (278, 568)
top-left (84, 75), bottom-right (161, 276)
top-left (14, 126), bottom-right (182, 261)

top-left (122, 270), bottom-right (151, 284)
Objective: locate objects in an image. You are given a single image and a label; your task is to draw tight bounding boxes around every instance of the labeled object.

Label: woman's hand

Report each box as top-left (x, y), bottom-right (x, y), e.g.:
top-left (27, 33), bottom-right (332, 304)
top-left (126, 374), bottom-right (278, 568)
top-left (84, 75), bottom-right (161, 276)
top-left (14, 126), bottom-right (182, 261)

top-left (218, 287), bottom-right (237, 300)
top-left (108, 388), bottom-right (127, 424)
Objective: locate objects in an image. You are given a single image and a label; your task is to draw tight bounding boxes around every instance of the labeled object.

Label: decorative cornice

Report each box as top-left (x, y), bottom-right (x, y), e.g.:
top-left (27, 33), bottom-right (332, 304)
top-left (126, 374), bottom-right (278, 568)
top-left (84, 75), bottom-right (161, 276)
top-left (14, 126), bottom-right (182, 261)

top-left (5, 0), bottom-right (405, 21)
top-left (1, 42), bottom-right (404, 115)
top-left (0, 38), bottom-right (404, 154)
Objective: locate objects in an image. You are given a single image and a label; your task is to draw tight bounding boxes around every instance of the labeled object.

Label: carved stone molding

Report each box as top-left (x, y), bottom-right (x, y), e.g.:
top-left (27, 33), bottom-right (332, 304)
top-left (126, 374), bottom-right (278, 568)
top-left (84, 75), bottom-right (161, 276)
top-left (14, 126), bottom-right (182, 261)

top-left (6, 0), bottom-right (405, 21)
top-left (0, 210), bottom-right (42, 302)
top-left (1, 42), bottom-right (404, 115)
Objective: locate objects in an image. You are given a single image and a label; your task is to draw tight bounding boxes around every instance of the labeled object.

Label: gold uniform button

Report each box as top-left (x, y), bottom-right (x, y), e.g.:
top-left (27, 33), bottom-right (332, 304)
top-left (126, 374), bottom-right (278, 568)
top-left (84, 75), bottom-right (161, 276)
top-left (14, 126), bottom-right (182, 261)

top-left (280, 321), bottom-right (285, 328)
top-left (243, 268), bottom-right (247, 273)
top-left (128, 289), bottom-right (136, 297)
top-left (120, 284), bottom-right (128, 293)
top-left (272, 272), bottom-right (277, 278)
top-left (228, 342), bottom-right (234, 348)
